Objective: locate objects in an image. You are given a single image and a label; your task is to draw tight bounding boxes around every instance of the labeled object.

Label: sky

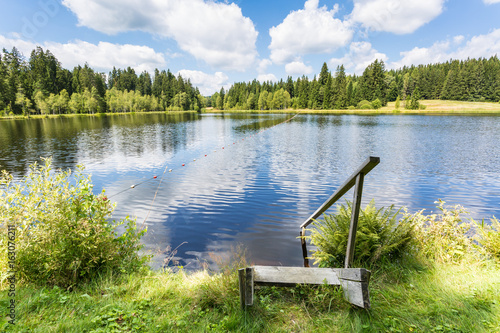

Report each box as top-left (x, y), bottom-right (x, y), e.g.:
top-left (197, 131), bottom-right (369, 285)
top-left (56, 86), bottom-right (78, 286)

top-left (1, 0), bottom-right (500, 95)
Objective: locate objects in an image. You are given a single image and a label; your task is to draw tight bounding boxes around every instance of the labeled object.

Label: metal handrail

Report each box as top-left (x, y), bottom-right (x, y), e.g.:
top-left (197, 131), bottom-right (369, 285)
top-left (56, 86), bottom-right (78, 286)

top-left (300, 156), bottom-right (380, 268)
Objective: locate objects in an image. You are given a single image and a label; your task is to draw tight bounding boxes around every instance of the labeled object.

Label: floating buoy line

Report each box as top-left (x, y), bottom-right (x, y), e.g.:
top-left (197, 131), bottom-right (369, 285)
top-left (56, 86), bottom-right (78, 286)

top-left (103, 112), bottom-right (301, 225)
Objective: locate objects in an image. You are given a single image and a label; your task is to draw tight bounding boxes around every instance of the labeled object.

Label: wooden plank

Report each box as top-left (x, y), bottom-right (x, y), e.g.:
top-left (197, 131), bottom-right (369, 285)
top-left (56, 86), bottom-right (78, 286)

top-left (341, 280), bottom-right (370, 308)
top-left (244, 267), bottom-right (254, 306)
top-left (339, 268), bottom-right (371, 282)
top-left (300, 156), bottom-right (379, 229)
top-left (253, 266), bottom-right (341, 286)
top-left (345, 173), bottom-right (364, 268)
top-left (239, 266), bottom-right (371, 309)
top-left (238, 269), bottom-right (246, 309)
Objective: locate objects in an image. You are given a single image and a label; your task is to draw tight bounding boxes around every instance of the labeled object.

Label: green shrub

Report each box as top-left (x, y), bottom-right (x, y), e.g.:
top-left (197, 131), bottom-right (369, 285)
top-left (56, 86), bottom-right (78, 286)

top-left (305, 201), bottom-right (414, 268)
top-left (371, 98), bottom-right (382, 109)
top-left (357, 100), bottom-right (373, 109)
top-left (0, 158), bottom-right (149, 288)
top-left (395, 96), bottom-right (401, 109)
top-left (347, 105), bottom-right (356, 110)
top-left (404, 200), bottom-right (475, 263)
top-left (475, 217), bottom-right (500, 261)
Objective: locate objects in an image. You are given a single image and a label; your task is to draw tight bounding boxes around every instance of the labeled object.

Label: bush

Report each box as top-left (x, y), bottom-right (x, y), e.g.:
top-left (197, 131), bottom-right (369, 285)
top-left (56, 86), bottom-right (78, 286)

top-left (404, 200), bottom-right (475, 263)
top-left (305, 201), bottom-right (414, 268)
top-left (0, 158), bottom-right (149, 288)
top-left (371, 98), bottom-right (382, 109)
top-left (475, 217), bottom-right (500, 261)
top-left (357, 100), bottom-right (373, 109)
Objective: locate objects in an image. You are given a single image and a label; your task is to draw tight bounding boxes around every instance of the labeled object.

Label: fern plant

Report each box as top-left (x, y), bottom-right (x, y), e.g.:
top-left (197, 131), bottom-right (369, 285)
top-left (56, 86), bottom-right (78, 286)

top-left (305, 200), bottom-right (414, 268)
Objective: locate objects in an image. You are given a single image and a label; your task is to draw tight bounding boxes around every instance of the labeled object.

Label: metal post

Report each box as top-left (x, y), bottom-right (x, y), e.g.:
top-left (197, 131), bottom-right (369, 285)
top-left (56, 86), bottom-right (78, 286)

top-left (345, 173), bottom-right (364, 268)
top-left (300, 227), bottom-right (310, 267)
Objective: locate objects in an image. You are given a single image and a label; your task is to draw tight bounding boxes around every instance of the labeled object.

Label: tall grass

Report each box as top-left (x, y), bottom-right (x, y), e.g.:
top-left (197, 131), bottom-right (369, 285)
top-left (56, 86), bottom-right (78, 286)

top-left (0, 159), bottom-right (148, 288)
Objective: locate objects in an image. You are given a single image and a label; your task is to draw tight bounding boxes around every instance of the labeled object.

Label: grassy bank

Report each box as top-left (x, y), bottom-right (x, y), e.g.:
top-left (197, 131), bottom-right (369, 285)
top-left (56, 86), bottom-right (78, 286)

top-left (2, 258), bottom-right (499, 332)
top-left (205, 100), bottom-right (500, 115)
top-left (0, 110), bottom-right (197, 121)
top-left (2, 100), bottom-right (499, 120)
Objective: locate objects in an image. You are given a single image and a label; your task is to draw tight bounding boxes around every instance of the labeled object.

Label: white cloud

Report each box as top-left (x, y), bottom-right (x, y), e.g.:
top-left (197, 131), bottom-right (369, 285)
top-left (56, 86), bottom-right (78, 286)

top-left (257, 74), bottom-right (278, 82)
top-left (329, 41), bottom-right (388, 74)
top-left (350, 0), bottom-right (445, 34)
top-left (0, 35), bottom-right (38, 58)
top-left (452, 29), bottom-right (500, 59)
top-left (258, 59), bottom-right (272, 74)
top-left (285, 61), bottom-right (314, 76)
top-left (177, 70), bottom-right (229, 96)
top-left (484, 0), bottom-right (500, 4)
top-left (61, 0), bottom-right (258, 71)
top-left (453, 35), bottom-right (465, 45)
top-left (255, 59), bottom-right (278, 83)
top-left (0, 35), bottom-right (166, 74)
top-left (391, 29), bottom-right (500, 68)
top-left (390, 41), bottom-right (451, 69)
top-left (269, 0), bottom-right (352, 64)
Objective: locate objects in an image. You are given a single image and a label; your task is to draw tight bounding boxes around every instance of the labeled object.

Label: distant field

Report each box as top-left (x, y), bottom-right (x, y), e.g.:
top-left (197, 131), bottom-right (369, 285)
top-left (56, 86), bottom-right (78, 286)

top-left (207, 100), bottom-right (500, 114)
top-left (382, 99), bottom-right (500, 113)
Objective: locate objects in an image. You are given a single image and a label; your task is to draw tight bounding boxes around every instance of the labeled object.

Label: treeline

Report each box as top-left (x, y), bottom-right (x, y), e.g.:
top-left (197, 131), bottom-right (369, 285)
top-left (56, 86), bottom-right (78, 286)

top-left (212, 57), bottom-right (500, 111)
top-left (2, 45), bottom-right (500, 116)
top-left (0, 46), bottom-right (204, 116)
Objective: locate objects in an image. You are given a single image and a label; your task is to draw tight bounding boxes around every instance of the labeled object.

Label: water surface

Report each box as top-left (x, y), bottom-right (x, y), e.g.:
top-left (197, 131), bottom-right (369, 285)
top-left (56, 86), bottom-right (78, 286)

top-left (1, 113), bottom-right (499, 269)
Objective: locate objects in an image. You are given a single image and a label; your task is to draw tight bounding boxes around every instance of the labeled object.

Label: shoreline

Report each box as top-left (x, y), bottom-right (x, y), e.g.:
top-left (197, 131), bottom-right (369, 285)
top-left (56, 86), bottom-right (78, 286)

top-left (204, 100), bottom-right (500, 115)
top-left (2, 100), bottom-right (500, 120)
top-left (0, 110), bottom-right (197, 121)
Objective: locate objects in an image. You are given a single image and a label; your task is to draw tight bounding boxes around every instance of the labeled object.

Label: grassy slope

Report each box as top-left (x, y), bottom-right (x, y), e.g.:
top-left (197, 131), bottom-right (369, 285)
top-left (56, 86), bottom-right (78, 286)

top-left (2, 259), bottom-right (499, 332)
top-left (207, 100), bottom-right (500, 114)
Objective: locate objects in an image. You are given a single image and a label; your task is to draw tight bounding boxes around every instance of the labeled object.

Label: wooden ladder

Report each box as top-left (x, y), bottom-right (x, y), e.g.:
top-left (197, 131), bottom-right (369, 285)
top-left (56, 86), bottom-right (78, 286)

top-left (238, 157), bottom-right (380, 309)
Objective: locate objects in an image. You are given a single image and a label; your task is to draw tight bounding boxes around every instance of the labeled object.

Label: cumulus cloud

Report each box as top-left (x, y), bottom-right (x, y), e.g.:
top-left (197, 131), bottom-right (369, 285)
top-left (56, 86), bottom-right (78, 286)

top-left (257, 74), bottom-right (278, 82)
top-left (0, 35), bottom-right (166, 74)
top-left (484, 0), bottom-right (500, 4)
top-left (177, 70), bottom-right (229, 95)
top-left (285, 61), bottom-right (314, 76)
top-left (258, 59), bottom-right (272, 74)
top-left (350, 0), bottom-right (445, 34)
top-left (61, 0), bottom-right (258, 71)
top-left (390, 41), bottom-right (451, 69)
top-left (269, 0), bottom-right (352, 64)
top-left (391, 29), bottom-right (500, 68)
top-left (329, 41), bottom-right (388, 74)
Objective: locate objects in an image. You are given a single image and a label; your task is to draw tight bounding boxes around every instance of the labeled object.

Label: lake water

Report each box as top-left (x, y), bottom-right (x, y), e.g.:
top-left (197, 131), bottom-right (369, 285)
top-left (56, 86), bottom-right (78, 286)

top-left (1, 112), bottom-right (500, 270)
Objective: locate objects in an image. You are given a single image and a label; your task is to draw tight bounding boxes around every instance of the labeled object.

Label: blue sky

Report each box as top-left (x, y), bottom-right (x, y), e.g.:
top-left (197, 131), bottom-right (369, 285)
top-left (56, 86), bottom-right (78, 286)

top-left (1, 0), bottom-right (500, 95)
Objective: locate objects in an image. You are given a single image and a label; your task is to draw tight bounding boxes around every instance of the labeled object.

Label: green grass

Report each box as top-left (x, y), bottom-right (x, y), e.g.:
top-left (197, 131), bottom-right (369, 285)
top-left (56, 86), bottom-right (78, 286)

top-left (0, 110), bottom-right (197, 121)
top-left (2, 257), bottom-right (499, 332)
top-left (206, 100), bottom-right (500, 115)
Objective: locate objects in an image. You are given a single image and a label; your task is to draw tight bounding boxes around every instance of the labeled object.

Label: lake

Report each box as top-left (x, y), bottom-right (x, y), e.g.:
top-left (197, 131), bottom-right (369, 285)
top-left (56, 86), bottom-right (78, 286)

top-left (1, 112), bottom-right (500, 270)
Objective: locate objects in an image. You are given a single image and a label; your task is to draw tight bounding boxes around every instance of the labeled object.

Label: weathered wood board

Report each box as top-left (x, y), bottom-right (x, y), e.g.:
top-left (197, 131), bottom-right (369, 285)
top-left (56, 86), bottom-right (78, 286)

top-left (238, 266), bottom-right (371, 309)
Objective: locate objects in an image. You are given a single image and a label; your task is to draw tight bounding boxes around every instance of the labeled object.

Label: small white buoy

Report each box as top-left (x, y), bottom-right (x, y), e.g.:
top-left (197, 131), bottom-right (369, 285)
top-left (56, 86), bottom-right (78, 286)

top-left (130, 185), bottom-right (135, 188)
top-left (169, 169), bottom-right (172, 172)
